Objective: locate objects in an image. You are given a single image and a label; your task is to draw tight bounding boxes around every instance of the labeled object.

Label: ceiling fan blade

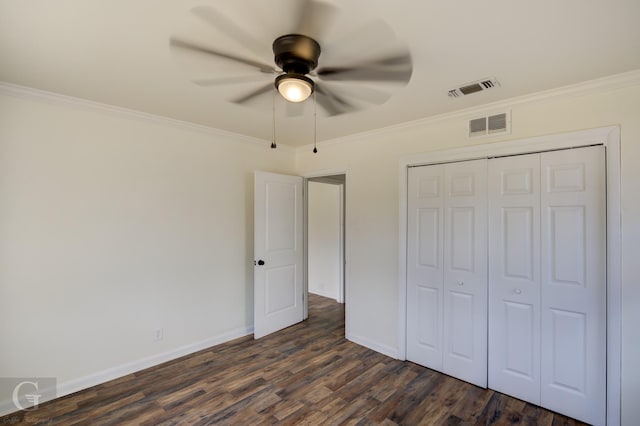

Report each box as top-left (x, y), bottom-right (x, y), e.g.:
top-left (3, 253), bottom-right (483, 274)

top-left (170, 38), bottom-right (277, 74)
top-left (315, 84), bottom-right (357, 116)
top-left (317, 53), bottom-right (413, 83)
top-left (319, 20), bottom-right (398, 63)
top-left (190, 6), bottom-right (270, 61)
top-left (232, 83), bottom-right (274, 105)
top-left (334, 84), bottom-right (392, 105)
top-left (318, 67), bottom-right (412, 83)
top-left (191, 75), bottom-right (271, 87)
top-left (369, 52), bottom-right (414, 67)
top-left (292, 0), bottom-right (338, 41)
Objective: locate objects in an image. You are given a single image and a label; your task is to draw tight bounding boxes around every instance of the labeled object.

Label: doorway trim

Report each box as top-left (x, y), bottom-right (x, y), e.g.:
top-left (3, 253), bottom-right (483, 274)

top-left (303, 169), bottom-right (348, 333)
top-left (397, 126), bottom-right (621, 425)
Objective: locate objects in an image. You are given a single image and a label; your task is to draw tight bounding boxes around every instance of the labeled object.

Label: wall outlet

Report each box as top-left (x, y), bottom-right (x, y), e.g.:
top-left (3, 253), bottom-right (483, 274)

top-left (153, 328), bottom-right (163, 341)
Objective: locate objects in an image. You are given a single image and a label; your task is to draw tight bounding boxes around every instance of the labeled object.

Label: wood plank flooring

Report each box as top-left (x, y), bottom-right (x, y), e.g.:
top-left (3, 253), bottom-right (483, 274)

top-left (2, 294), bottom-right (587, 425)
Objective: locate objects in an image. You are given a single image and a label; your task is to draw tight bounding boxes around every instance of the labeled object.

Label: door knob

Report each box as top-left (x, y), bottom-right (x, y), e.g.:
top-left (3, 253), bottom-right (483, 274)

top-left (457, 281), bottom-right (464, 286)
top-left (257, 260), bottom-right (265, 266)
top-left (514, 288), bottom-right (522, 295)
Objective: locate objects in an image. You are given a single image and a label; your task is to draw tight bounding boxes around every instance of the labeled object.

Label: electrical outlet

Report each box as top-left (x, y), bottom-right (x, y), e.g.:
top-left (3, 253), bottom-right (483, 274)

top-left (153, 328), bottom-right (163, 341)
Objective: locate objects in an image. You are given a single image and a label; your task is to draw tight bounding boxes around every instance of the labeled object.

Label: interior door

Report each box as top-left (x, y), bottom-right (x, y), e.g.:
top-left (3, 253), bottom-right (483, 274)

top-left (407, 164), bottom-right (445, 370)
top-left (488, 147), bottom-right (606, 425)
top-left (539, 146), bottom-right (606, 425)
top-left (442, 160), bottom-right (488, 388)
top-left (407, 159), bottom-right (488, 387)
top-left (254, 171), bottom-right (304, 339)
top-left (488, 153), bottom-right (541, 403)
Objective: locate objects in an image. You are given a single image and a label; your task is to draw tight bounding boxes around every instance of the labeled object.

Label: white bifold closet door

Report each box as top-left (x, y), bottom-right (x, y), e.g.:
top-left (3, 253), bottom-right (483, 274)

top-left (488, 146), bottom-right (606, 426)
top-left (407, 159), bottom-right (488, 387)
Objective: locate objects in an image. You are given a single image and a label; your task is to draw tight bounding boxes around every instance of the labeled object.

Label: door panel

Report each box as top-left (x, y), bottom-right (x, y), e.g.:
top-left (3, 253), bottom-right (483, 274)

top-left (503, 301), bottom-right (535, 378)
top-left (265, 266), bottom-right (296, 314)
top-left (540, 146), bottom-right (606, 426)
top-left (417, 287), bottom-right (440, 349)
top-left (254, 172), bottom-right (303, 339)
top-left (488, 154), bottom-right (541, 404)
top-left (407, 165), bottom-right (444, 370)
top-left (265, 182), bottom-right (297, 251)
top-left (443, 160), bottom-right (487, 388)
top-left (548, 308), bottom-right (586, 392)
top-left (418, 208), bottom-right (440, 267)
top-left (448, 291), bottom-right (474, 360)
top-left (548, 206), bottom-right (585, 285)
top-left (503, 207), bottom-right (535, 280)
top-left (449, 207), bottom-right (474, 271)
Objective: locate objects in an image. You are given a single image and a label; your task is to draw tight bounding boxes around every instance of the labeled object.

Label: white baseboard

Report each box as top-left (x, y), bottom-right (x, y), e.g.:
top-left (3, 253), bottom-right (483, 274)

top-left (0, 326), bottom-right (253, 417)
top-left (346, 332), bottom-right (399, 360)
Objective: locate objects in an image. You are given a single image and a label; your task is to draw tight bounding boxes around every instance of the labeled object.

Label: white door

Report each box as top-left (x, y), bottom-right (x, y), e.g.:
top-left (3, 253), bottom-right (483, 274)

top-left (488, 154), bottom-right (542, 403)
top-left (407, 160), bottom-right (487, 387)
top-left (540, 146), bottom-right (606, 425)
top-left (254, 171), bottom-right (304, 339)
top-left (407, 164), bottom-right (445, 370)
top-left (488, 146), bottom-right (606, 425)
top-left (442, 160), bottom-right (488, 387)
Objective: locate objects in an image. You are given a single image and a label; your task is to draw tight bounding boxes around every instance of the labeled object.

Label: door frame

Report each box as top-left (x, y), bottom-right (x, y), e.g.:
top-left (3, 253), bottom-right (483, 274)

top-left (397, 126), bottom-right (621, 425)
top-left (303, 170), bottom-right (348, 328)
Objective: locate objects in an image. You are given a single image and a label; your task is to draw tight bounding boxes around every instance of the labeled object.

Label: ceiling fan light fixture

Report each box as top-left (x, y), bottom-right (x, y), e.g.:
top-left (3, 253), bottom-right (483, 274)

top-left (275, 74), bottom-right (314, 103)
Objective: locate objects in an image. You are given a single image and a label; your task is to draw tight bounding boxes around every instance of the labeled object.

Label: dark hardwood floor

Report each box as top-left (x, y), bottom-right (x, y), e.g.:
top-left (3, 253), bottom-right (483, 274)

top-left (3, 294), bottom-right (586, 425)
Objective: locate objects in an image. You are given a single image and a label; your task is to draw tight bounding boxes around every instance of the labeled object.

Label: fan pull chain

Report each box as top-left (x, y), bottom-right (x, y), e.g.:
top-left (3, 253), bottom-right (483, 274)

top-left (313, 90), bottom-right (318, 154)
top-left (271, 88), bottom-right (277, 149)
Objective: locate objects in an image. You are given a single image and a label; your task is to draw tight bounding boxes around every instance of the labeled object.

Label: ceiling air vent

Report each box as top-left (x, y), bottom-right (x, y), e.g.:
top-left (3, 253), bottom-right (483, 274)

top-left (448, 77), bottom-right (501, 98)
top-left (468, 112), bottom-right (510, 138)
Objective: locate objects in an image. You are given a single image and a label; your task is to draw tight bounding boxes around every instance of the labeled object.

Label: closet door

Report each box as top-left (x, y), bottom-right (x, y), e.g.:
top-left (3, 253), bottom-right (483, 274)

top-left (488, 154), bottom-right (541, 404)
top-left (407, 164), bottom-right (445, 370)
top-left (540, 146), bottom-right (606, 425)
top-left (443, 160), bottom-right (488, 387)
top-left (488, 146), bottom-right (606, 425)
top-left (407, 160), bottom-right (488, 387)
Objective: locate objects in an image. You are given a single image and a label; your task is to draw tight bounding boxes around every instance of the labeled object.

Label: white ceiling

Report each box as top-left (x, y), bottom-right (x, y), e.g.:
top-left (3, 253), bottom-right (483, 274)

top-left (1, 0), bottom-right (639, 147)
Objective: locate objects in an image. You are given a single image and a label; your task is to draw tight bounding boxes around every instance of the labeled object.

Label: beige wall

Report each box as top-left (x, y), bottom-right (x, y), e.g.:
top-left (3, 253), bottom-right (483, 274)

top-left (308, 181), bottom-right (341, 301)
top-left (295, 78), bottom-right (640, 425)
top-left (0, 90), bottom-right (295, 404)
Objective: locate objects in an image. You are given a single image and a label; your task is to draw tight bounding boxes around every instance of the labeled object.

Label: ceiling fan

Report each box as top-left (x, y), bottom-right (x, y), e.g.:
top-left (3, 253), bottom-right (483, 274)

top-left (170, 0), bottom-right (413, 117)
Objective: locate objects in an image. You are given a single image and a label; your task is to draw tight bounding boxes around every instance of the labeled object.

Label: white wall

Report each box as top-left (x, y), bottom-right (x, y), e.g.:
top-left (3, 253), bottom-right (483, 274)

top-left (0, 87), bottom-right (295, 407)
top-left (308, 181), bottom-right (341, 301)
top-left (295, 72), bottom-right (640, 425)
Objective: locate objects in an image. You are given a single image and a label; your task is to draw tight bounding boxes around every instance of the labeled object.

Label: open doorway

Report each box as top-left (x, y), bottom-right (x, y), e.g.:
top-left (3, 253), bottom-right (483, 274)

top-left (305, 174), bottom-right (346, 318)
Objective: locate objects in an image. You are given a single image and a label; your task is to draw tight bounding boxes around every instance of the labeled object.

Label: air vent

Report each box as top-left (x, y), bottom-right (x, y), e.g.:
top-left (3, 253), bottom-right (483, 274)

top-left (468, 112), bottom-right (510, 137)
top-left (448, 77), bottom-right (501, 98)
top-left (469, 117), bottom-right (487, 135)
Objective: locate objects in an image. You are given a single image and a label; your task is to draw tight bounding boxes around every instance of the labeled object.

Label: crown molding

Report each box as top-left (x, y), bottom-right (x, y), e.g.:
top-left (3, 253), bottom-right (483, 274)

top-left (296, 68), bottom-right (640, 153)
top-left (3, 68), bottom-right (638, 155)
top-left (0, 81), bottom-right (288, 151)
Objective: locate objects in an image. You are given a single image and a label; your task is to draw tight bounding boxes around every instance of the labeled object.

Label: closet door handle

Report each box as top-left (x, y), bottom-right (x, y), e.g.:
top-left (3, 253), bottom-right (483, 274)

top-left (514, 288), bottom-right (522, 295)
top-left (457, 281), bottom-right (464, 286)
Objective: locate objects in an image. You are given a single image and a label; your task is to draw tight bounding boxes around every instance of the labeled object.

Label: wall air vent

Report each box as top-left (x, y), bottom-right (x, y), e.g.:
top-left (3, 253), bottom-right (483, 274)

top-left (448, 77), bottom-right (501, 98)
top-left (468, 111), bottom-right (510, 138)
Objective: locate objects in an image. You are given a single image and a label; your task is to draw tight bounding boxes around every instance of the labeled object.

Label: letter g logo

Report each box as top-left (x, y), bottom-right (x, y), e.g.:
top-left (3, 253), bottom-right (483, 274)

top-left (12, 381), bottom-right (42, 411)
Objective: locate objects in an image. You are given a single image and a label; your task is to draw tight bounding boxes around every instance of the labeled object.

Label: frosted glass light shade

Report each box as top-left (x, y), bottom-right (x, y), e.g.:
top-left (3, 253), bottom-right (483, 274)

top-left (275, 74), bottom-right (314, 103)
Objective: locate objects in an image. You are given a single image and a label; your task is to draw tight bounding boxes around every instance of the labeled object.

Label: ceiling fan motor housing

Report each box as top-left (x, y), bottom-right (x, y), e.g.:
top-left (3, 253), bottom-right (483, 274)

top-left (273, 34), bottom-right (321, 74)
